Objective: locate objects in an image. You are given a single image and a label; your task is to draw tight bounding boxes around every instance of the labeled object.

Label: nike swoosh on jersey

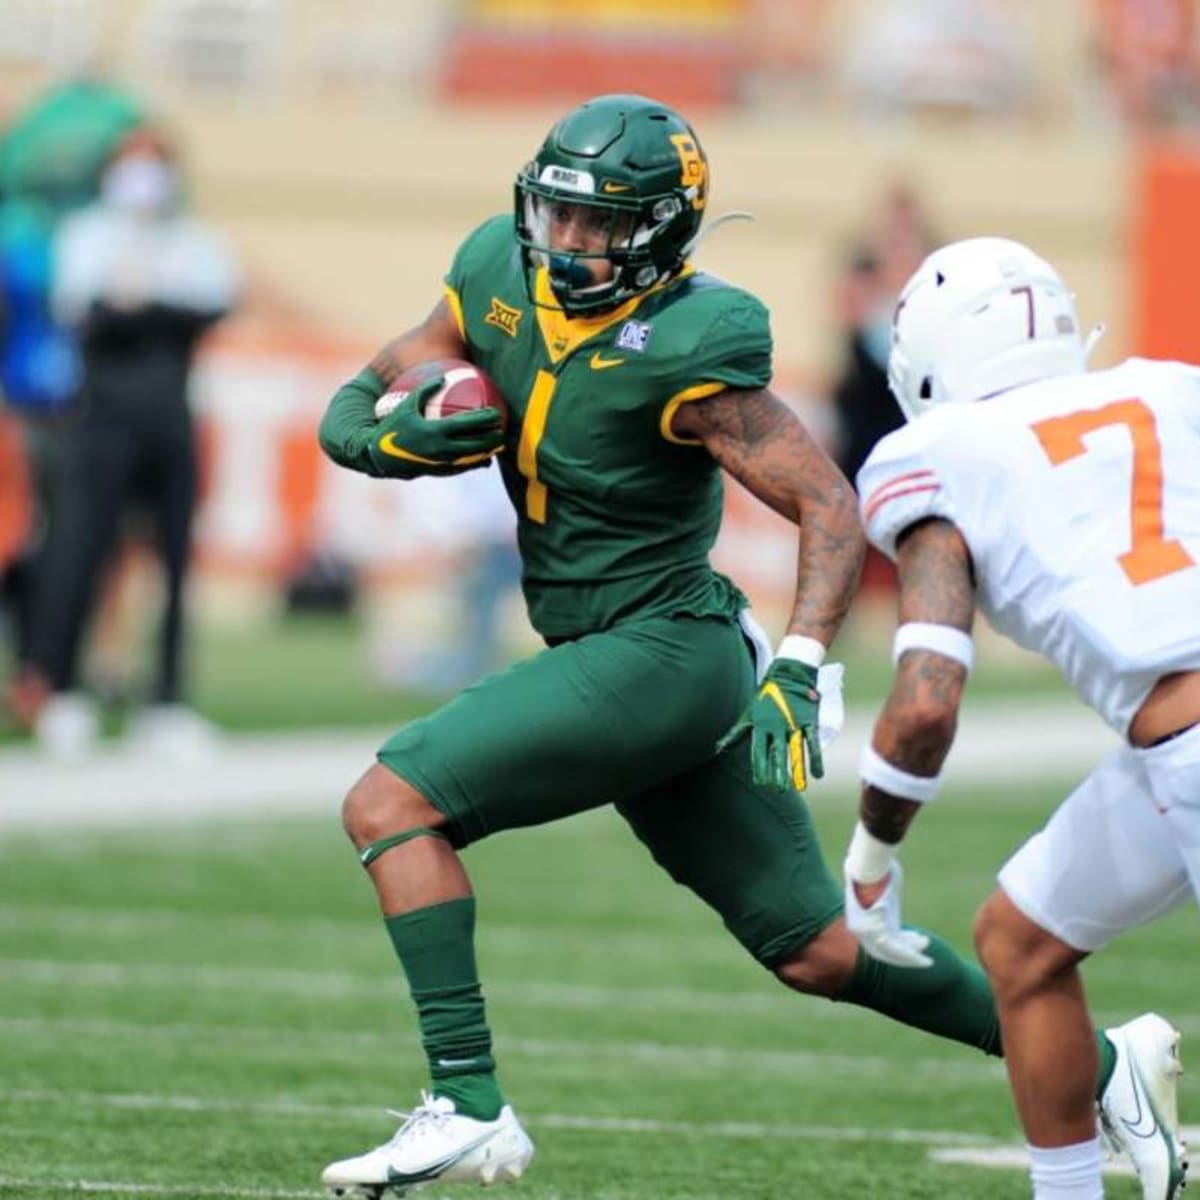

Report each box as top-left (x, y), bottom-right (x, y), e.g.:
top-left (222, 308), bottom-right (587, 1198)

top-left (601, 182), bottom-right (632, 193)
top-left (590, 352), bottom-right (625, 370)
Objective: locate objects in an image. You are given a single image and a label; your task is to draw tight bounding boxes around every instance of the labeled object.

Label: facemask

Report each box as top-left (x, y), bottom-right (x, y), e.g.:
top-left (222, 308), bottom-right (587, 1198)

top-left (101, 157), bottom-right (178, 215)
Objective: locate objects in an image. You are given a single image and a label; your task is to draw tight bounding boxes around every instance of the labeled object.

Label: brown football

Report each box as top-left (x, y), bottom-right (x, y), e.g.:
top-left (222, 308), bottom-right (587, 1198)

top-left (374, 358), bottom-right (508, 432)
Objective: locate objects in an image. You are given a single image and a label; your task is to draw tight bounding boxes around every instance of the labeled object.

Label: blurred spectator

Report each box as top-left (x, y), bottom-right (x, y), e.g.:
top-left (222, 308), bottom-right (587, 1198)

top-left (830, 183), bottom-right (936, 484)
top-left (1091, 0), bottom-right (1200, 129)
top-left (845, 0), bottom-right (1031, 118)
top-left (0, 72), bottom-right (145, 670)
top-left (829, 183), bottom-right (938, 596)
top-left (7, 125), bottom-right (239, 760)
top-left (0, 73), bottom-right (144, 220)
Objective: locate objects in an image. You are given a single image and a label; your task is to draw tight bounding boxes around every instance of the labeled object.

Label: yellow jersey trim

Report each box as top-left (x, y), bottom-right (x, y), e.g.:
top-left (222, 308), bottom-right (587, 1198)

top-left (660, 381), bottom-right (726, 445)
top-left (443, 284), bottom-right (466, 341)
top-left (532, 264), bottom-right (696, 364)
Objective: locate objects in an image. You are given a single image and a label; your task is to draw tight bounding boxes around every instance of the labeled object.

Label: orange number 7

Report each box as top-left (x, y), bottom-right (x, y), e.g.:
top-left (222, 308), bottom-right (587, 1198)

top-left (1032, 398), bottom-right (1194, 586)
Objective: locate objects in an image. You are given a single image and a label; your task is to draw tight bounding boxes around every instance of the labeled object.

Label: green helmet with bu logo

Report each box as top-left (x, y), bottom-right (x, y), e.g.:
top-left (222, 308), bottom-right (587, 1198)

top-left (514, 93), bottom-right (710, 315)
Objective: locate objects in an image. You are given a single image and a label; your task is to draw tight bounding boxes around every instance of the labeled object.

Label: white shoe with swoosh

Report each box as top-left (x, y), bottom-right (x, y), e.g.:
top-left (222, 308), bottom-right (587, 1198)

top-left (1099, 1014), bottom-right (1188, 1200)
top-left (323, 1092), bottom-right (533, 1198)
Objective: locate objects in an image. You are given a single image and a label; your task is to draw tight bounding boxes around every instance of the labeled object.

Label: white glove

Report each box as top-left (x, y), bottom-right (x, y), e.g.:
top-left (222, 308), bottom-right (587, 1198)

top-left (816, 662), bottom-right (845, 750)
top-left (843, 858), bottom-right (933, 969)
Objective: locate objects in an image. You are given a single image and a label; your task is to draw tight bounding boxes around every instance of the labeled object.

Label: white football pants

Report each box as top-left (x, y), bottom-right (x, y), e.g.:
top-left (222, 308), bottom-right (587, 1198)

top-left (998, 723), bottom-right (1200, 951)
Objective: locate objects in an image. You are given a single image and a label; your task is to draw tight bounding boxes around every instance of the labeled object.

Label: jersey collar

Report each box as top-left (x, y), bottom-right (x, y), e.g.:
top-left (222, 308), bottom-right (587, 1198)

top-left (533, 264), bottom-right (695, 365)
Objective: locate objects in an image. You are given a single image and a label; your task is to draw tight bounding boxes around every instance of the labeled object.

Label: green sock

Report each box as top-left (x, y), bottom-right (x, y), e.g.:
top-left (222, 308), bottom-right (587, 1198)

top-left (836, 933), bottom-right (1004, 1057)
top-left (836, 934), bottom-right (1119, 1100)
top-left (1096, 1032), bottom-right (1117, 1096)
top-left (384, 896), bottom-right (503, 1120)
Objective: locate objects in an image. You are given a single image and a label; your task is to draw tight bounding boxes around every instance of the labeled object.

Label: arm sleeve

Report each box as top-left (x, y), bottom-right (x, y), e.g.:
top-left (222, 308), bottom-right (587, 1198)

top-left (856, 424), bottom-right (957, 560)
top-left (318, 367), bottom-right (388, 476)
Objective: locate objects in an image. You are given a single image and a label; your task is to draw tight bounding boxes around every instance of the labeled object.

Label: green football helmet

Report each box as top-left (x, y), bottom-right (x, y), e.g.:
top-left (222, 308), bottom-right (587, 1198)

top-left (514, 93), bottom-right (709, 314)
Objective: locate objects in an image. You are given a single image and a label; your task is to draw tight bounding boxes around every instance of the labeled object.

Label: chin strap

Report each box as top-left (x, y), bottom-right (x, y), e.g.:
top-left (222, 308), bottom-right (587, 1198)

top-left (1082, 322), bottom-right (1107, 361)
top-left (682, 210), bottom-right (755, 259)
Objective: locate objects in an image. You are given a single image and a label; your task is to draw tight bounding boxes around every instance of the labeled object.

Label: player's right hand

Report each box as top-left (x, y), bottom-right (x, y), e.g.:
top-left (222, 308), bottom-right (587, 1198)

top-left (843, 860), bottom-right (933, 969)
top-left (367, 376), bottom-right (505, 478)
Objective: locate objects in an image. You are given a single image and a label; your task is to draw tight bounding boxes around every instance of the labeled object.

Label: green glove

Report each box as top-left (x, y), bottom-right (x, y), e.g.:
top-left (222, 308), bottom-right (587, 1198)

top-left (716, 657), bottom-right (822, 792)
top-left (366, 375), bottom-right (504, 479)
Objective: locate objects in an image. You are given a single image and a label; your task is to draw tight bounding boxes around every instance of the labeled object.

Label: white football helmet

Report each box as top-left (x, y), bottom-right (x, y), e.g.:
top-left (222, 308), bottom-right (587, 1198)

top-left (888, 237), bottom-right (1087, 421)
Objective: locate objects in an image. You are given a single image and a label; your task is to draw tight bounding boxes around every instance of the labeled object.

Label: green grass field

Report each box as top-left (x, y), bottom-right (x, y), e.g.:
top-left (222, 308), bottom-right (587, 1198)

top-left (0, 772), bottom-right (1193, 1199)
top-left (0, 607), bottom-right (1070, 743)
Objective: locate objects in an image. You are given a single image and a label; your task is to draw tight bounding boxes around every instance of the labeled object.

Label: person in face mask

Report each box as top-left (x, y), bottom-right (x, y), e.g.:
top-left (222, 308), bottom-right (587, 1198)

top-left (829, 184), bottom-right (939, 601)
top-left (9, 125), bottom-right (239, 761)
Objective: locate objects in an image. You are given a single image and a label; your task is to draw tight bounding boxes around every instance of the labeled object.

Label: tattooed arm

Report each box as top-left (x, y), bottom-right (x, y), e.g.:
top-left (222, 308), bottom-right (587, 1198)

top-left (366, 298), bottom-right (466, 388)
top-left (671, 387), bottom-right (865, 644)
top-left (318, 298), bottom-right (466, 473)
top-left (860, 516), bottom-right (976, 848)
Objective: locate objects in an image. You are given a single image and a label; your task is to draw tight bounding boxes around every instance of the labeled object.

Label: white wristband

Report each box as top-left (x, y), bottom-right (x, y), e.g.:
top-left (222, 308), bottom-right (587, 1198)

top-left (777, 635), bottom-right (826, 667)
top-left (859, 743), bottom-right (943, 803)
top-left (892, 622), bottom-right (973, 674)
top-left (845, 820), bottom-right (896, 884)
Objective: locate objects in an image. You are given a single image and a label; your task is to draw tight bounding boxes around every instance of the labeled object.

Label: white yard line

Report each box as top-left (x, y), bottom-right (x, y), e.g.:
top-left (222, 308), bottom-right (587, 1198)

top-left (0, 1180), bottom-right (322, 1198)
top-left (13, 1085), bottom-right (1199, 1155)
top-left (931, 1145), bottom-right (1140, 1177)
top-left (0, 1014), bottom-right (1005, 1081)
top-left (0, 1086), bottom-right (1000, 1146)
top-left (0, 700), bottom-right (1115, 832)
top-left (3, 958), bottom-right (1192, 1033)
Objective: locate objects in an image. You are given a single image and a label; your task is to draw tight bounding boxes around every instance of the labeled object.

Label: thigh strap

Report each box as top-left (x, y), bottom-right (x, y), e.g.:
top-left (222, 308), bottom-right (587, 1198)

top-left (359, 826), bottom-right (448, 868)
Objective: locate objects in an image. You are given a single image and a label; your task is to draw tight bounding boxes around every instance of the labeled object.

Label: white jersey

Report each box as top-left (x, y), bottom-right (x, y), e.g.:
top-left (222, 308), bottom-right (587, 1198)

top-left (858, 357), bottom-right (1200, 737)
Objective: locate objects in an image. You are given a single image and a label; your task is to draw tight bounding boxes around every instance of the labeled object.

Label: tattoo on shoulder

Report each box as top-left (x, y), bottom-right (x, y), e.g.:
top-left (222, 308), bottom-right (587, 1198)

top-left (685, 388), bottom-right (790, 447)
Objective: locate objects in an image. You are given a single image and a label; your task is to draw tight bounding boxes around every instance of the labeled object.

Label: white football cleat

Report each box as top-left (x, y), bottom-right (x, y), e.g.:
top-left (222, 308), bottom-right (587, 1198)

top-left (322, 1092), bottom-right (534, 1198)
top-left (1099, 1014), bottom-right (1188, 1200)
top-left (35, 692), bottom-right (99, 761)
top-left (124, 703), bottom-right (222, 765)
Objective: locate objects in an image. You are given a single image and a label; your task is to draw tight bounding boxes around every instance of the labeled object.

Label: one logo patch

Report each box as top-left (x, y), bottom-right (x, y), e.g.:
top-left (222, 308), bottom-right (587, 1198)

top-left (485, 297), bottom-right (522, 338)
top-left (616, 321), bottom-right (652, 353)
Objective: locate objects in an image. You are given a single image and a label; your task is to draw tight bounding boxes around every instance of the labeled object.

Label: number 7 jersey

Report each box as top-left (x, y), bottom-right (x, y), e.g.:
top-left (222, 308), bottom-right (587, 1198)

top-left (858, 357), bottom-right (1200, 737)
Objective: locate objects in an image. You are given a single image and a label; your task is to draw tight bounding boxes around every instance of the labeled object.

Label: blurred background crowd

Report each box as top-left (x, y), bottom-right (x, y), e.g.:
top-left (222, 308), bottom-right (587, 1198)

top-left (1, 0), bottom-right (1199, 760)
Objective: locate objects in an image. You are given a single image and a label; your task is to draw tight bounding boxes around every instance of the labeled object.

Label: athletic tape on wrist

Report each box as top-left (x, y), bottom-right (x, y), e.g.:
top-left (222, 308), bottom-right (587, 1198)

top-left (892, 622), bottom-right (973, 674)
top-left (776, 635), bottom-right (826, 667)
top-left (859, 743), bottom-right (943, 803)
top-left (845, 819), bottom-right (896, 885)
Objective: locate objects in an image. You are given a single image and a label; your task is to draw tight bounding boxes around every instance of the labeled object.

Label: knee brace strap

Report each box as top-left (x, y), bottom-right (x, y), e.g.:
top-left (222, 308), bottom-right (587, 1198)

top-left (359, 826), bottom-right (448, 868)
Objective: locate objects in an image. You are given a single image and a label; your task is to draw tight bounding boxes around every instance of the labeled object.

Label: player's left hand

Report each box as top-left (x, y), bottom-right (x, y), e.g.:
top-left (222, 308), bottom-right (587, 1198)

top-left (843, 861), bottom-right (933, 969)
top-left (717, 657), bottom-right (822, 792)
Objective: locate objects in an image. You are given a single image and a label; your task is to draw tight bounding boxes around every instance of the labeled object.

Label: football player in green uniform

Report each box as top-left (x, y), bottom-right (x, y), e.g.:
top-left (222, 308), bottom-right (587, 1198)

top-left (316, 95), bottom-right (1138, 1199)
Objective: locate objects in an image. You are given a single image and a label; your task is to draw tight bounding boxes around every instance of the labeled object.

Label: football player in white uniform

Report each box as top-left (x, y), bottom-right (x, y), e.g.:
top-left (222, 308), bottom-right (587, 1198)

top-left (842, 237), bottom-right (1197, 1200)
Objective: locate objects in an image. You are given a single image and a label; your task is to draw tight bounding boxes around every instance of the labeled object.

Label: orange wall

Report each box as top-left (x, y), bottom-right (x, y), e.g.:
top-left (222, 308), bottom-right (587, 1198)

top-left (1132, 141), bottom-right (1200, 364)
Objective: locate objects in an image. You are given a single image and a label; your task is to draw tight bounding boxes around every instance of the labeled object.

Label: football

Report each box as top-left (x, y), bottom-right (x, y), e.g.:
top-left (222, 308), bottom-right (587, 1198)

top-left (374, 358), bottom-right (508, 431)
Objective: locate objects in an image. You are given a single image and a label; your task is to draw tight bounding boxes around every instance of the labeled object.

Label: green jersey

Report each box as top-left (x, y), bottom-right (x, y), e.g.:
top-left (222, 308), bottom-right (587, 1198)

top-left (446, 215), bottom-right (773, 639)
